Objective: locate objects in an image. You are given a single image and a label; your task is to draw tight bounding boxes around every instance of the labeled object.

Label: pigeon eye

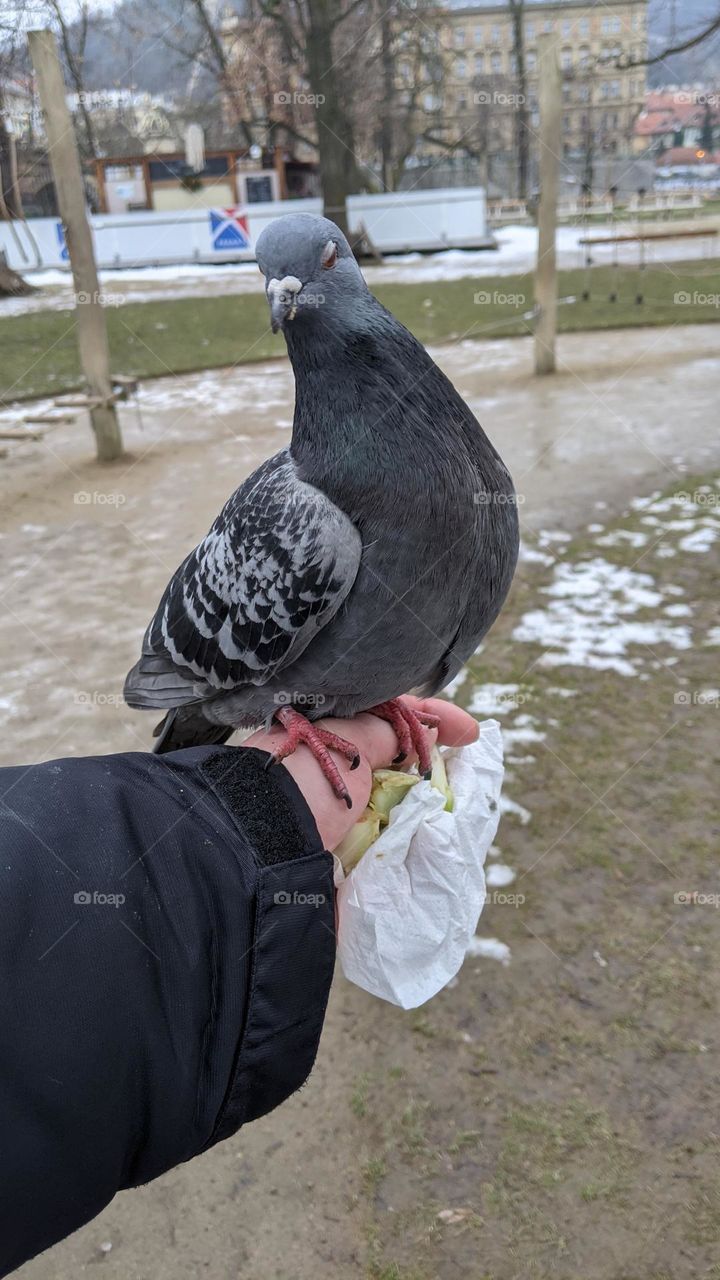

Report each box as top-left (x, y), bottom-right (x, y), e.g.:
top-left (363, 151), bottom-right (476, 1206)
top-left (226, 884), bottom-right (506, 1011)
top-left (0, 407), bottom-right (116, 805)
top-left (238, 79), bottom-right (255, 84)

top-left (321, 240), bottom-right (337, 270)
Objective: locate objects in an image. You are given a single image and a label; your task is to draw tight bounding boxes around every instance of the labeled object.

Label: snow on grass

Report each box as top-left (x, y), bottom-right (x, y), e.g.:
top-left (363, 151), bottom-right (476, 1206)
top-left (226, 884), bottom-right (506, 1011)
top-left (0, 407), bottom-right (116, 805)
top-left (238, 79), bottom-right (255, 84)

top-left (664, 603), bottom-right (693, 617)
top-left (519, 542), bottom-right (555, 567)
top-left (512, 557), bottom-right (692, 677)
top-left (500, 795), bottom-right (532, 825)
top-left (502, 714), bottom-right (547, 751)
top-left (443, 668), bottom-right (469, 700)
top-left (465, 936), bottom-right (512, 965)
top-left (679, 525), bottom-right (718, 554)
top-left (486, 862), bottom-right (516, 888)
top-left (595, 529), bottom-right (649, 549)
top-left (539, 529), bottom-right (572, 548)
top-left (469, 682), bottom-right (528, 716)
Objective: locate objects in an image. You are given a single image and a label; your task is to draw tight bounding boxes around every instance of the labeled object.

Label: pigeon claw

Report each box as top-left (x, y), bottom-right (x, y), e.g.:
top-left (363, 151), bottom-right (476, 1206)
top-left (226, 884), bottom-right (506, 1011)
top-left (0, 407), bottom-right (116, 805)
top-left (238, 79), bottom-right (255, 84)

top-left (268, 706), bottom-right (357, 808)
top-left (366, 699), bottom-right (440, 777)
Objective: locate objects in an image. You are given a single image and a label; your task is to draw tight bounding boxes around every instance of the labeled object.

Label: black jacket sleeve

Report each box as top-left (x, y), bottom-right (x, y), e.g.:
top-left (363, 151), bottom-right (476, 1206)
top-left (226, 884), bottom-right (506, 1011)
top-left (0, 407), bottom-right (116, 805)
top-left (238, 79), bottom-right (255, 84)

top-left (0, 745), bottom-right (335, 1277)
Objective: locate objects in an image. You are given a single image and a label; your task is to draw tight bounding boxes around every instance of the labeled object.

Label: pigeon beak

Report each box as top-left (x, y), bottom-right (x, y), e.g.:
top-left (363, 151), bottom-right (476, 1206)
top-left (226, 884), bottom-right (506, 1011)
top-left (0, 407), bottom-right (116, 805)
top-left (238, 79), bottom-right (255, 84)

top-left (267, 275), bottom-right (303, 334)
top-left (270, 295), bottom-right (289, 334)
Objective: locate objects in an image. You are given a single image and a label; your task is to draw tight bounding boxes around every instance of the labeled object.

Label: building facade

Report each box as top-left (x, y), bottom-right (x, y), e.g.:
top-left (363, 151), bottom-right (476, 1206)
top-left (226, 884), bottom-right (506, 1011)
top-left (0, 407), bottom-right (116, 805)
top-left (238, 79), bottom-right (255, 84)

top-left (405, 0), bottom-right (649, 191)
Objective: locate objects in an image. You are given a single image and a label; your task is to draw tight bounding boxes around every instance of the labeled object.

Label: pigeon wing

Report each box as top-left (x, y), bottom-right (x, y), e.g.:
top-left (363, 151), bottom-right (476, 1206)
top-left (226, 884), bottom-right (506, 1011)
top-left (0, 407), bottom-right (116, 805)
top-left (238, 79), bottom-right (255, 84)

top-left (125, 451), bottom-right (362, 708)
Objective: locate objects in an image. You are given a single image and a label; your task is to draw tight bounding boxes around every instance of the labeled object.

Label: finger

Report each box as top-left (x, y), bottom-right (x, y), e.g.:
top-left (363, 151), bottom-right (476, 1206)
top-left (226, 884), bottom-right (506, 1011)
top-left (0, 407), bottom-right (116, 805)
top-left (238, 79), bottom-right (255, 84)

top-left (400, 695), bottom-right (479, 748)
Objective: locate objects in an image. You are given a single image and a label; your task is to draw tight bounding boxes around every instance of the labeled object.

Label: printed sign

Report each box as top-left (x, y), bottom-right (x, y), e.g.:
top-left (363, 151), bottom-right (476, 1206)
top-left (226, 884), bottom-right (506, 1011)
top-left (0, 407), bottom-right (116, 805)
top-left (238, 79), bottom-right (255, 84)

top-left (56, 220), bottom-right (69, 261)
top-left (209, 208), bottom-right (250, 251)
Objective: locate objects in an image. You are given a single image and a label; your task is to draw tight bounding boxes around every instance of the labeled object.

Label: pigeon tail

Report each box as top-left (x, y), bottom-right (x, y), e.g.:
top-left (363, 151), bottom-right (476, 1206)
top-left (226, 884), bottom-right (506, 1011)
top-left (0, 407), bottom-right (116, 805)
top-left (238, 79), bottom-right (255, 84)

top-left (152, 706), bottom-right (235, 754)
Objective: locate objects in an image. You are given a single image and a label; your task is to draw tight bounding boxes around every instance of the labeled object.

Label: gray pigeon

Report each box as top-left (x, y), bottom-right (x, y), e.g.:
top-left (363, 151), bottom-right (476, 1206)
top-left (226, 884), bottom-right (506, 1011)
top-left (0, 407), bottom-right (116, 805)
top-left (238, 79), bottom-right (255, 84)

top-left (124, 213), bottom-right (519, 803)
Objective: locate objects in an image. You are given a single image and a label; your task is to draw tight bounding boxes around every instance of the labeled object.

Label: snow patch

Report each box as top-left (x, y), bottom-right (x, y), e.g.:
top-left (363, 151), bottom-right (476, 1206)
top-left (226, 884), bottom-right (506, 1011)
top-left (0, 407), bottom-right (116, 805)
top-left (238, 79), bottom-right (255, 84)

top-left (469, 682), bottom-right (527, 716)
top-left (486, 862), bottom-right (516, 887)
top-left (465, 936), bottom-right (511, 965)
top-left (679, 525), bottom-right (718, 554)
top-left (500, 795), bottom-right (532, 825)
top-left (512, 557), bottom-right (691, 676)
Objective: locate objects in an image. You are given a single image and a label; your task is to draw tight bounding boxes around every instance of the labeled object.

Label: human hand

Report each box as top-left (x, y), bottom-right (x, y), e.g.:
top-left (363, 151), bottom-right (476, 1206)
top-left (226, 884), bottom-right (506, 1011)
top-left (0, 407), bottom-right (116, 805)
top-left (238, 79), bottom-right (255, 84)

top-left (245, 695), bottom-right (479, 851)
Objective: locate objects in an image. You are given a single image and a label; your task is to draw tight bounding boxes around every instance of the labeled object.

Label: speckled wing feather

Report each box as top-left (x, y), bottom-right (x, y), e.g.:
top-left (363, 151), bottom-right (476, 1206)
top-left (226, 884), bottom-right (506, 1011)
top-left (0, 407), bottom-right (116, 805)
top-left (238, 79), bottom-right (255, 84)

top-left (124, 451), bottom-right (362, 709)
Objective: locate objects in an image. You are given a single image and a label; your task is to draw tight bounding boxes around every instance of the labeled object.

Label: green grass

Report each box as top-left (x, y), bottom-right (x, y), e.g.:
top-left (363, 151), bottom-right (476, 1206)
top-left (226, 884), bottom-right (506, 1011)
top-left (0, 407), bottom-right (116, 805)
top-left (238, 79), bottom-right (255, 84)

top-left (2, 257), bottom-right (719, 402)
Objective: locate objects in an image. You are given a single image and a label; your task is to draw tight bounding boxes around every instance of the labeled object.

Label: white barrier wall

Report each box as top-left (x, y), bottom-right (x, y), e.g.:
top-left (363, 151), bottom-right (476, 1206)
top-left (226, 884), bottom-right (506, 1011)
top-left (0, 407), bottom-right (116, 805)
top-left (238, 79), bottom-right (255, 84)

top-left (0, 188), bottom-right (489, 272)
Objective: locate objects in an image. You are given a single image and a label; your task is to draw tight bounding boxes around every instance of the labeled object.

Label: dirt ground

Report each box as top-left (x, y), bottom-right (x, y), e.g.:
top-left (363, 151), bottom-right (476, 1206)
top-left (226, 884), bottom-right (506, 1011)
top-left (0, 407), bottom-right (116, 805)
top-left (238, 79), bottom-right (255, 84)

top-left (2, 324), bottom-right (719, 1280)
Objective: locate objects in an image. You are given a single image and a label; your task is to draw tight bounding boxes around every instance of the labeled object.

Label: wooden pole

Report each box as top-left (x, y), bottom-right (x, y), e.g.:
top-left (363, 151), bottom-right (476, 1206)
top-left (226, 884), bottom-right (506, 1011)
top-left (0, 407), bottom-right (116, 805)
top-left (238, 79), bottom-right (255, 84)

top-left (28, 28), bottom-right (123, 461)
top-left (534, 32), bottom-right (561, 376)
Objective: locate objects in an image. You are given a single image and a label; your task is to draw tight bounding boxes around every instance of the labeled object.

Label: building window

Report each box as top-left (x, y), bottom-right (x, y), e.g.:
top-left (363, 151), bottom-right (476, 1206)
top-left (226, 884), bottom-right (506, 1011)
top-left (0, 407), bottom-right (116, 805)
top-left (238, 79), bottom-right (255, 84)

top-left (602, 16), bottom-right (611, 33)
top-left (526, 21), bottom-right (534, 39)
top-left (601, 82), bottom-right (610, 99)
top-left (455, 28), bottom-right (465, 48)
top-left (491, 26), bottom-right (501, 45)
top-left (579, 45), bottom-right (591, 68)
top-left (490, 51), bottom-right (502, 74)
top-left (526, 50), bottom-right (536, 71)
top-left (610, 80), bottom-right (621, 98)
top-left (457, 96), bottom-right (467, 112)
top-left (562, 19), bottom-right (571, 37)
top-left (474, 27), bottom-right (483, 46)
top-left (561, 48), bottom-right (573, 69)
top-left (579, 83), bottom-right (590, 101)
top-left (579, 17), bottom-right (589, 36)
top-left (474, 52), bottom-right (484, 74)
top-left (544, 19), bottom-right (553, 33)
top-left (456, 57), bottom-right (466, 78)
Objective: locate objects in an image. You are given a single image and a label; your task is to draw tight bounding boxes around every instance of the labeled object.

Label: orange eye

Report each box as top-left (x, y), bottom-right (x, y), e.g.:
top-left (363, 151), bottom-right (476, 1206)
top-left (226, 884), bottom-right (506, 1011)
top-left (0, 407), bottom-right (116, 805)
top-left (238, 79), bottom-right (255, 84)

top-left (321, 240), bottom-right (337, 269)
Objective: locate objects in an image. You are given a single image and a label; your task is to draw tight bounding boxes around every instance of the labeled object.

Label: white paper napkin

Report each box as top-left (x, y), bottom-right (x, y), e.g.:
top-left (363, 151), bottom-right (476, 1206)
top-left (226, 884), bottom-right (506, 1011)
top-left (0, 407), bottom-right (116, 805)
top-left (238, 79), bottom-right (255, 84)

top-left (335, 721), bottom-right (504, 1008)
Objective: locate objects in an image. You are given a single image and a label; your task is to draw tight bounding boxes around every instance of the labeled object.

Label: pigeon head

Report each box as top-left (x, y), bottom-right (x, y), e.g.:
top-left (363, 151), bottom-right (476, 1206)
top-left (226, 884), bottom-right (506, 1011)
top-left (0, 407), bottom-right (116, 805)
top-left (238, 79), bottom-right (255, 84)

top-left (255, 214), bottom-right (367, 335)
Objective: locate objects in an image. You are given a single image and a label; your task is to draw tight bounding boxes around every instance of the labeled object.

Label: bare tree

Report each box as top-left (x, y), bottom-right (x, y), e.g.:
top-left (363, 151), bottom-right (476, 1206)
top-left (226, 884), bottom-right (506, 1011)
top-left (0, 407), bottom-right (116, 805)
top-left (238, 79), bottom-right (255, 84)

top-left (508, 0), bottom-right (528, 199)
top-left (0, 11), bottom-right (36, 293)
top-left (45, 0), bottom-right (99, 160)
top-left (618, 9), bottom-right (720, 69)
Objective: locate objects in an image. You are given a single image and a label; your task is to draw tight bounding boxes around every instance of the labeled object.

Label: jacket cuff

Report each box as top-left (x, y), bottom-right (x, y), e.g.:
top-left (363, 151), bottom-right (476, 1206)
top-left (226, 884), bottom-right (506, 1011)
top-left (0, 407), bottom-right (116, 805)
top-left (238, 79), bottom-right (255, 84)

top-left (198, 747), bottom-right (336, 1146)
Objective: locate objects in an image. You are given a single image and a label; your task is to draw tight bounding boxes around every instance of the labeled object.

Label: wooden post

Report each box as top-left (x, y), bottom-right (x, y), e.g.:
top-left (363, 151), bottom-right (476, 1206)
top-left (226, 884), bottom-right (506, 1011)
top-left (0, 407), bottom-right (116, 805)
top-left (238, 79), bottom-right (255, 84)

top-left (95, 158), bottom-right (108, 214)
top-left (534, 32), bottom-right (561, 376)
top-left (274, 145), bottom-right (287, 201)
top-left (28, 28), bottom-right (123, 460)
